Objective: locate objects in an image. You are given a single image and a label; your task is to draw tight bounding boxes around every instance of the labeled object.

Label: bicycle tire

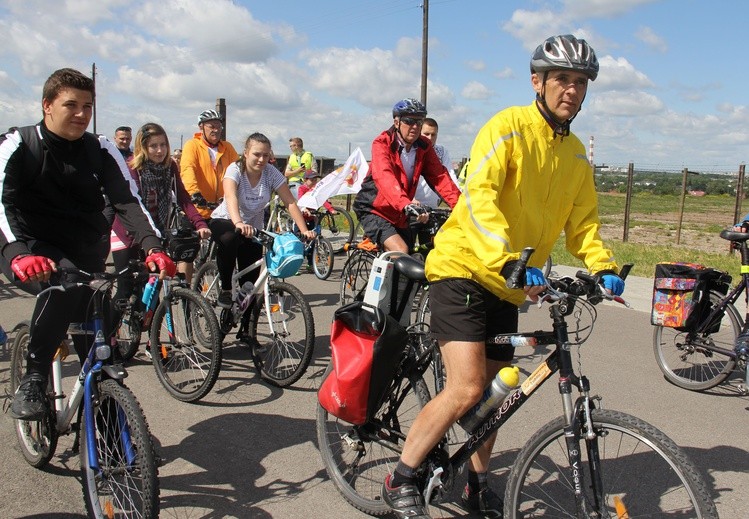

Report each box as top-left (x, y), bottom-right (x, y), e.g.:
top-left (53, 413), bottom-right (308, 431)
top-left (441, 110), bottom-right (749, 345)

top-left (80, 379), bottom-right (160, 519)
top-left (317, 369), bottom-right (431, 516)
top-left (312, 235), bottom-right (335, 280)
top-left (653, 291), bottom-right (739, 391)
top-left (247, 280), bottom-right (315, 387)
top-left (192, 260), bottom-right (224, 324)
top-left (339, 250), bottom-right (374, 306)
top-left (114, 302), bottom-right (142, 361)
top-left (150, 287), bottom-right (222, 402)
top-left (10, 324), bottom-right (59, 468)
top-left (321, 207), bottom-right (355, 254)
top-left (504, 408), bottom-right (718, 519)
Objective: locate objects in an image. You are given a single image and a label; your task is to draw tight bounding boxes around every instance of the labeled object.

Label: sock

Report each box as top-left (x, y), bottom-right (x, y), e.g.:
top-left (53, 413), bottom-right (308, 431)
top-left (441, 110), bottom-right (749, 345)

top-left (466, 470), bottom-right (488, 494)
top-left (390, 461), bottom-right (417, 488)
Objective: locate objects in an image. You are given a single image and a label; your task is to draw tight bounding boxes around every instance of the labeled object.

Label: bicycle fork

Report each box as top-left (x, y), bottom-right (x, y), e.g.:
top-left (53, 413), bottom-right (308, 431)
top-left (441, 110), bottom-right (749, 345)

top-left (560, 376), bottom-right (609, 518)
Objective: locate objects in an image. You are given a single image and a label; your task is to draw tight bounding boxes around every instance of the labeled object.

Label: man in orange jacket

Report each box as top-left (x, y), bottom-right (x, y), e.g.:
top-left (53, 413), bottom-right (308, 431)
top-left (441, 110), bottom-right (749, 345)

top-left (179, 109), bottom-right (239, 278)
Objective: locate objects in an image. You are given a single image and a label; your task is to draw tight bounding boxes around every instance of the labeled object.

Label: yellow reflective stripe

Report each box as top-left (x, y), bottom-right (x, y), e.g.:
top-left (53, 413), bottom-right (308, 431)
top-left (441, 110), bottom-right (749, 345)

top-left (741, 265), bottom-right (749, 274)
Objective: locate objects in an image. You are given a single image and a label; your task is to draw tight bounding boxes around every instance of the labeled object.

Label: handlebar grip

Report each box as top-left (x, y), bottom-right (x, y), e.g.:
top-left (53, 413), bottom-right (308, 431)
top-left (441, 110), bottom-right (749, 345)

top-left (505, 247), bottom-right (534, 289)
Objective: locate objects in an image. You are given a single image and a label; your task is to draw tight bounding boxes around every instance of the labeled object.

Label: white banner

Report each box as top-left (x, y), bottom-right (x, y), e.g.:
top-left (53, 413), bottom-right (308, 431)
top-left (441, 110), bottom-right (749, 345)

top-left (297, 147), bottom-right (369, 209)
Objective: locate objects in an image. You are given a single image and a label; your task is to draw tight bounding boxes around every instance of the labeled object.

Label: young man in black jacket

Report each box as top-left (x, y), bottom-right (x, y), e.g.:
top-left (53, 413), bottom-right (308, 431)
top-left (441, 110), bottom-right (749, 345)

top-left (0, 67), bottom-right (175, 420)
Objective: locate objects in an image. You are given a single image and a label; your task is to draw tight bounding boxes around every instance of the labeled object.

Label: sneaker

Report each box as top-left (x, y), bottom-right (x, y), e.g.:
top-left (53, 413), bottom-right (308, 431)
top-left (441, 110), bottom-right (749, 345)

top-left (144, 344), bottom-right (153, 360)
top-left (461, 485), bottom-right (504, 518)
top-left (382, 474), bottom-right (431, 519)
top-left (9, 373), bottom-right (48, 421)
top-left (0, 325), bottom-right (7, 346)
top-left (217, 290), bottom-right (233, 309)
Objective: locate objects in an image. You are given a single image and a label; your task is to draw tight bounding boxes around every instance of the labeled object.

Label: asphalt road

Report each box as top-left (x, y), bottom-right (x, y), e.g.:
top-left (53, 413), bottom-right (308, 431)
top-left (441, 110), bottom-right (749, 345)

top-left (1, 261), bottom-right (747, 518)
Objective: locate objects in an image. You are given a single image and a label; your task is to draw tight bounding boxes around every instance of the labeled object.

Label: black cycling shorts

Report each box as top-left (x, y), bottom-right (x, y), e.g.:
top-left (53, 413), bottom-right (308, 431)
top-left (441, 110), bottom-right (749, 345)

top-left (429, 278), bottom-right (518, 361)
top-left (357, 212), bottom-right (414, 250)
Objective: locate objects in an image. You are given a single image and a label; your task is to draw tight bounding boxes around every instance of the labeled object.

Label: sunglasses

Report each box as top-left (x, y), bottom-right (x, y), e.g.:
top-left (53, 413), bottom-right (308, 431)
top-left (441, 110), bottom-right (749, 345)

top-left (399, 117), bottom-right (424, 126)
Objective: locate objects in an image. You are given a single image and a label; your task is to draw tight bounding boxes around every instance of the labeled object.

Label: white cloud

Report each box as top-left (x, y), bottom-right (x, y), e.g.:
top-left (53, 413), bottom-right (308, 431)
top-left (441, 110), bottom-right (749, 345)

top-left (494, 67), bottom-right (514, 80)
top-left (635, 26), bottom-right (667, 52)
top-left (590, 91), bottom-right (664, 116)
top-left (562, 0), bottom-right (660, 19)
top-left (466, 60), bottom-right (486, 71)
top-left (461, 81), bottom-right (493, 101)
top-left (595, 56), bottom-right (653, 90)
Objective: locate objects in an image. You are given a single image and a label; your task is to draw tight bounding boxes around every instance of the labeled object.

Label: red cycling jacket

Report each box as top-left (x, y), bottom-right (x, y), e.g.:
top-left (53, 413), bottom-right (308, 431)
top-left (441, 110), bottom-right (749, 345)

top-left (353, 127), bottom-right (460, 228)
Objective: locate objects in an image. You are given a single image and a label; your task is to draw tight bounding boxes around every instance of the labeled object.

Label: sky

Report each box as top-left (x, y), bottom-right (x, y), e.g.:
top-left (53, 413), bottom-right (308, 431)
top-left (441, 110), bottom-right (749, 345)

top-left (0, 0), bottom-right (747, 173)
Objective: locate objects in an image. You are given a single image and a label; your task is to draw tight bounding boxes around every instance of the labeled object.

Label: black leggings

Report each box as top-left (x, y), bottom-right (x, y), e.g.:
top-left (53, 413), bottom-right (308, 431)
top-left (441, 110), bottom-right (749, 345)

top-left (208, 218), bottom-right (263, 290)
top-left (22, 240), bottom-right (110, 377)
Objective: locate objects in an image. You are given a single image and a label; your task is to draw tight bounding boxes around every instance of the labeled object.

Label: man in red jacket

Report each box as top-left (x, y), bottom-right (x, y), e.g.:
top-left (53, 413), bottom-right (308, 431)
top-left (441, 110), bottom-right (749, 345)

top-left (353, 98), bottom-right (461, 253)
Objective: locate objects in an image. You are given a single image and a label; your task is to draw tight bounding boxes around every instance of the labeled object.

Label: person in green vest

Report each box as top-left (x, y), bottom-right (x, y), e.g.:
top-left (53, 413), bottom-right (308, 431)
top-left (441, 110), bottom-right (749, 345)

top-left (285, 137), bottom-right (316, 198)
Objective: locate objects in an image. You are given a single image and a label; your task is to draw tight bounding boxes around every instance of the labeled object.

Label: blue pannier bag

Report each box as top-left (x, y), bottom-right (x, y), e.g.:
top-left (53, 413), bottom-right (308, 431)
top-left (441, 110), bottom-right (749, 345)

top-left (265, 232), bottom-right (304, 278)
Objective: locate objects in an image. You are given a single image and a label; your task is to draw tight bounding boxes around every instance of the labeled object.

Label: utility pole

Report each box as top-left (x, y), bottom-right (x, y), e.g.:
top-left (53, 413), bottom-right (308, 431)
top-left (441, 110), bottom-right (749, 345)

top-left (420, 0), bottom-right (429, 106)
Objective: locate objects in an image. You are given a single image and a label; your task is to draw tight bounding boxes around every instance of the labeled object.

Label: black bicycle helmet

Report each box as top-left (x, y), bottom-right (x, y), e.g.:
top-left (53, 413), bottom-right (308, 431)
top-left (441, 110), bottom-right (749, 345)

top-left (392, 98), bottom-right (427, 118)
top-left (198, 109), bottom-right (222, 125)
top-left (530, 34), bottom-right (599, 81)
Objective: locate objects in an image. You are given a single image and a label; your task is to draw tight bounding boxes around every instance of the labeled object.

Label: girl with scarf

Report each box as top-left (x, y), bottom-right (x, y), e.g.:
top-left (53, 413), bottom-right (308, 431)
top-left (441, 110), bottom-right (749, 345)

top-left (110, 122), bottom-right (210, 311)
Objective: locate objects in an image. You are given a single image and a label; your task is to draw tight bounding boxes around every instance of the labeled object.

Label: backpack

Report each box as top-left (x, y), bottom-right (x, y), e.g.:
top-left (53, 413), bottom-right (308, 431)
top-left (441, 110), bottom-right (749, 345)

top-left (264, 232), bottom-right (304, 278)
top-left (2, 125), bottom-right (104, 184)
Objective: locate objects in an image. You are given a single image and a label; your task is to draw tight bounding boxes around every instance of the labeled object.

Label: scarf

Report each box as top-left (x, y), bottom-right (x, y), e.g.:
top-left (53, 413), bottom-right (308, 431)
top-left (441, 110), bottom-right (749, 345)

top-left (138, 161), bottom-right (172, 234)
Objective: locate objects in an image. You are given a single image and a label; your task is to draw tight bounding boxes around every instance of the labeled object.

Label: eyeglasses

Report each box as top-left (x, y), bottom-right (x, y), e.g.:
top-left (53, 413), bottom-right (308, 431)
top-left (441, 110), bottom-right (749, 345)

top-left (204, 121), bottom-right (223, 129)
top-left (399, 117), bottom-right (424, 127)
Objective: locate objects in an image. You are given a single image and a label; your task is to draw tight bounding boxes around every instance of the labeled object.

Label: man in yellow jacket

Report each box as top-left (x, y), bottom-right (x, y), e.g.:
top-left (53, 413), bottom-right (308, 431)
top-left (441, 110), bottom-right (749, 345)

top-left (179, 109), bottom-right (239, 279)
top-left (382, 35), bottom-right (625, 519)
top-left (180, 109), bottom-right (239, 220)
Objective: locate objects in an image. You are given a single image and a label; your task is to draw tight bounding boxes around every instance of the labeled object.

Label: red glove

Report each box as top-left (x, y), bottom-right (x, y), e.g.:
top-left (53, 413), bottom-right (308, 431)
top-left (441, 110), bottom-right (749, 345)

top-left (145, 251), bottom-right (177, 277)
top-left (11, 255), bottom-right (56, 282)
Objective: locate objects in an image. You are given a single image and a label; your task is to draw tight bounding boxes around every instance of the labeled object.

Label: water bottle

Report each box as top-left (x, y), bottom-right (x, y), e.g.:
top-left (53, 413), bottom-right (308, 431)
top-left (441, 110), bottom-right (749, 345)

top-left (141, 276), bottom-right (157, 307)
top-left (457, 366), bottom-right (520, 433)
top-left (236, 281), bottom-right (255, 311)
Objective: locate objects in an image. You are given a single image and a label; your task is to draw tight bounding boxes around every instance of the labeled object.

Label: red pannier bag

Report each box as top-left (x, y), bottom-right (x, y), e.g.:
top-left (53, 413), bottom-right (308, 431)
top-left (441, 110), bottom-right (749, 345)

top-left (318, 301), bottom-right (409, 425)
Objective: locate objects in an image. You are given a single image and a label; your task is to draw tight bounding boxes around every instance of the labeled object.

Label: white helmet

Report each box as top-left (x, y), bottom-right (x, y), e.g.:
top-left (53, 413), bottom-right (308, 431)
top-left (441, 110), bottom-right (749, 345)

top-left (198, 109), bottom-right (222, 125)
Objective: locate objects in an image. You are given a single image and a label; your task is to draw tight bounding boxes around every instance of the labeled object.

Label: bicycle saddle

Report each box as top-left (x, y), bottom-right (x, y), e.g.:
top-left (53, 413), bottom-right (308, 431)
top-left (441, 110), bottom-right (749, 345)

top-left (719, 229), bottom-right (749, 243)
top-left (394, 255), bottom-right (426, 282)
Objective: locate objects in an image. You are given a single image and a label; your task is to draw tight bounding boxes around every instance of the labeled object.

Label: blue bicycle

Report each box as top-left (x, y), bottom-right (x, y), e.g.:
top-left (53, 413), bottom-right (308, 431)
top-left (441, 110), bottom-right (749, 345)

top-left (9, 265), bottom-right (160, 518)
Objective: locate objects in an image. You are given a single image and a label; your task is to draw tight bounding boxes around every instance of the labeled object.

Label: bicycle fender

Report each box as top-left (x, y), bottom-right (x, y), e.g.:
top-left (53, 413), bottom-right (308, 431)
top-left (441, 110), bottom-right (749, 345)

top-left (102, 364), bottom-right (128, 380)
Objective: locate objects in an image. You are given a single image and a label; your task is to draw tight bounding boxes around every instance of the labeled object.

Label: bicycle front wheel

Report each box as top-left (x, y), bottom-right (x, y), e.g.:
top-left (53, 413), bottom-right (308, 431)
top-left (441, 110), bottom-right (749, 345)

top-left (317, 371), bottom-right (431, 516)
top-left (505, 408), bottom-right (718, 518)
top-left (313, 235), bottom-right (335, 280)
top-left (248, 280), bottom-right (315, 387)
top-left (150, 287), bottom-right (222, 402)
top-left (10, 324), bottom-right (58, 468)
top-left (321, 207), bottom-right (355, 254)
top-left (653, 291), bottom-right (739, 391)
top-left (80, 379), bottom-right (159, 519)
top-left (339, 250), bottom-right (374, 306)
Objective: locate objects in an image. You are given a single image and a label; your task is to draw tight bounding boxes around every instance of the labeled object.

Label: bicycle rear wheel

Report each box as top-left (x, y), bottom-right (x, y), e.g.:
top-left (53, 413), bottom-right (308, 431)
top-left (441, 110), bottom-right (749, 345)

top-left (321, 207), bottom-right (355, 254)
top-left (653, 291), bottom-right (739, 391)
top-left (192, 260), bottom-right (227, 332)
top-left (504, 408), bottom-right (718, 518)
top-left (10, 324), bottom-right (58, 468)
top-left (317, 370), bottom-right (431, 516)
top-left (150, 287), bottom-right (222, 402)
top-left (80, 379), bottom-right (159, 519)
top-left (248, 280), bottom-right (315, 387)
top-left (313, 235), bottom-right (335, 280)
top-left (339, 250), bottom-right (374, 306)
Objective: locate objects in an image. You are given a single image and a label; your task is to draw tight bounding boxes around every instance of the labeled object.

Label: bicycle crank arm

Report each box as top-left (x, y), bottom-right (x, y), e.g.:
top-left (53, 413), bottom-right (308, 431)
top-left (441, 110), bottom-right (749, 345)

top-left (423, 466), bottom-right (444, 504)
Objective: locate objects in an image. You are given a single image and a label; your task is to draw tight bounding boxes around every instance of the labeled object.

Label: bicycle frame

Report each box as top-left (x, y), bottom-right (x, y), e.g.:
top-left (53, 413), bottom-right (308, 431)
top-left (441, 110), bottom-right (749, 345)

top-left (47, 281), bottom-right (136, 474)
top-left (410, 302), bottom-right (604, 509)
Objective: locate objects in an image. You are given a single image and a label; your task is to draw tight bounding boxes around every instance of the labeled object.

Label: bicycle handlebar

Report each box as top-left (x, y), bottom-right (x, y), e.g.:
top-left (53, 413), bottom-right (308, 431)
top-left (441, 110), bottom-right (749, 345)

top-left (37, 263), bottom-right (148, 297)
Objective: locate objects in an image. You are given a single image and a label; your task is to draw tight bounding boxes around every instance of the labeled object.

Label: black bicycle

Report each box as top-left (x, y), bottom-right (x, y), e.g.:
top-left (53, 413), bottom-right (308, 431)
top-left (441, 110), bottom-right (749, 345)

top-left (653, 228), bottom-right (748, 393)
top-left (317, 252), bottom-right (717, 518)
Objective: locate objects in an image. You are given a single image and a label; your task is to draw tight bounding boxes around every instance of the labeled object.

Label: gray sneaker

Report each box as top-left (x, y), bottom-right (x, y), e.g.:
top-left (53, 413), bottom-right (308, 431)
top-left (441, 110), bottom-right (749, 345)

top-left (382, 474), bottom-right (431, 519)
top-left (9, 373), bottom-right (48, 421)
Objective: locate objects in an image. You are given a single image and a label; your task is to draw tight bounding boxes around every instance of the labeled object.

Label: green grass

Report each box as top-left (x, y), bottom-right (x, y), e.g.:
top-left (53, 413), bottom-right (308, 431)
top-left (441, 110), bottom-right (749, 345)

top-left (551, 237), bottom-right (740, 281)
